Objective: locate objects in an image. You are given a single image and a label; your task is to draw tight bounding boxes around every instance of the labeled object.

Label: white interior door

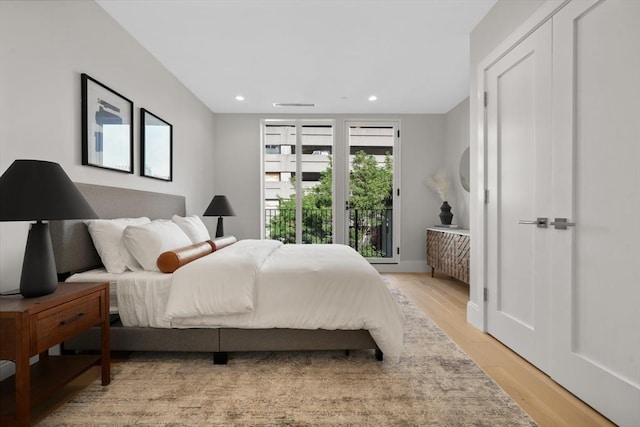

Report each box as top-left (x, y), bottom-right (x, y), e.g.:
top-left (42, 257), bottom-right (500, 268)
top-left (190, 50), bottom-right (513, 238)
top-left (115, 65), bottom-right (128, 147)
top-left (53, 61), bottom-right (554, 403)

top-left (550, 1), bottom-right (640, 425)
top-left (485, 20), bottom-right (553, 373)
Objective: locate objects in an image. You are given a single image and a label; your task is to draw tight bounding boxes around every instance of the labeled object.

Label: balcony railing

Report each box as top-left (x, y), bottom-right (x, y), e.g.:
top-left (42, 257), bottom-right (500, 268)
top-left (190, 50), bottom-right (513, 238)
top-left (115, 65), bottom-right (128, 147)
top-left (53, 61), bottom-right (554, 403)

top-left (264, 207), bottom-right (393, 258)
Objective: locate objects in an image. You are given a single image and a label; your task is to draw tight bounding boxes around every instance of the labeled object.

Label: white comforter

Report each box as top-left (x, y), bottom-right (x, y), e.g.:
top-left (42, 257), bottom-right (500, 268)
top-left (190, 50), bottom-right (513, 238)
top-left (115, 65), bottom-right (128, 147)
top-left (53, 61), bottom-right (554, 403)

top-left (120, 240), bottom-right (405, 361)
top-left (166, 239), bottom-right (281, 317)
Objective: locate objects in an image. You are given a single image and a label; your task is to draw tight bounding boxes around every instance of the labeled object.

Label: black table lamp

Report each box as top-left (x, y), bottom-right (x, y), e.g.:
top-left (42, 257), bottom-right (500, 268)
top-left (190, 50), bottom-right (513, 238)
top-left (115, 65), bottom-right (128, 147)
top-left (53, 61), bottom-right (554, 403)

top-left (0, 160), bottom-right (97, 297)
top-left (203, 195), bottom-right (235, 237)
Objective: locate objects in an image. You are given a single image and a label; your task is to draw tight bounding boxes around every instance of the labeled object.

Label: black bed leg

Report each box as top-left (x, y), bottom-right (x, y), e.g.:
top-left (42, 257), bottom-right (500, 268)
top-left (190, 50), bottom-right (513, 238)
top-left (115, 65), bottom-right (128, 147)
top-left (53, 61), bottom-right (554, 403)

top-left (345, 350), bottom-right (350, 356)
top-left (213, 352), bottom-right (228, 365)
top-left (375, 348), bottom-right (383, 361)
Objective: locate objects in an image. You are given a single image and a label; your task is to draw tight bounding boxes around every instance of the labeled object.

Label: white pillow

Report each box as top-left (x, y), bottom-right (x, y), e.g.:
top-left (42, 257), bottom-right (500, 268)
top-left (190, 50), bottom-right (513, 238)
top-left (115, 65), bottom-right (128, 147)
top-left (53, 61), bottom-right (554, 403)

top-left (122, 220), bottom-right (192, 271)
top-left (172, 215), bottom-right (211, 244)
top-left (84, 217), bottom-right (151, 273)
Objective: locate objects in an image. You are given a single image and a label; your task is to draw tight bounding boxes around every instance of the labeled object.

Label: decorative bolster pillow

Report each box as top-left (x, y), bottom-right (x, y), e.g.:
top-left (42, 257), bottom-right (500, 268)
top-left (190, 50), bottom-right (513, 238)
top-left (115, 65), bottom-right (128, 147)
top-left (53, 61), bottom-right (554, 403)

top-left (210, 235), bottom-right (237, 251)
top-left (157, 240), bottom-right (215, 273)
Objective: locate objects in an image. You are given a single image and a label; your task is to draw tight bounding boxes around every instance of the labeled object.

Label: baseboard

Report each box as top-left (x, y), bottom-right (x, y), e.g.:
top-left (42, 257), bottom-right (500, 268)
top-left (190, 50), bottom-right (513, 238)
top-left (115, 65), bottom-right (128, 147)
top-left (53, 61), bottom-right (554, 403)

top-left (0, 360), bottom-right (15, 381)
top-left (0, 349), bottom-right (58, 381)
top-left (374, 261), bottom-right (429, 273)
top-left (466, 301), bottom-right (484, 331)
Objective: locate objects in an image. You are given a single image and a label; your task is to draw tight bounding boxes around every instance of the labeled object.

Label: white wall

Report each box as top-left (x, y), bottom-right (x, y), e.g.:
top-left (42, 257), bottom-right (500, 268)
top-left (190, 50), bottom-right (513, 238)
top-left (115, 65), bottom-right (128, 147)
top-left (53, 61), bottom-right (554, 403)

top-left (214, 114), bottom-right (446, 272)
top-left (444, 97), bottom-right (470, 229)
top-left (0, 0), bottom-right (216, 291)
top-left (467, 0), bottom-right (546, 328)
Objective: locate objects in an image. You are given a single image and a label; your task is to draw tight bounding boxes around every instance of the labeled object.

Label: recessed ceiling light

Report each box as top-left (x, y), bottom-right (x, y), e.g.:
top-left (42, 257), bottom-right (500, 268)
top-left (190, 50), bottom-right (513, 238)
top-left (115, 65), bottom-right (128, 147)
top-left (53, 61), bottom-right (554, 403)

top-left (235, 95), bottom-right (245, 101)
top-left (368, 95), bottom-right (378, 102)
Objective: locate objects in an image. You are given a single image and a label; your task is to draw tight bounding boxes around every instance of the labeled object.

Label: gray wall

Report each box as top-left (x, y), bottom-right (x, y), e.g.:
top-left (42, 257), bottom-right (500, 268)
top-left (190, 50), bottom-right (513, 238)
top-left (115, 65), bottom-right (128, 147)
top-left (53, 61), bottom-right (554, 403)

top-left (214, 114), bottom-right (446, 272)
top-left (444, 98), bottom-right (470, 229)
top-left (467, 0), bottom-right (546, 327)
top-left (0, 0), bottom-right (216, 290)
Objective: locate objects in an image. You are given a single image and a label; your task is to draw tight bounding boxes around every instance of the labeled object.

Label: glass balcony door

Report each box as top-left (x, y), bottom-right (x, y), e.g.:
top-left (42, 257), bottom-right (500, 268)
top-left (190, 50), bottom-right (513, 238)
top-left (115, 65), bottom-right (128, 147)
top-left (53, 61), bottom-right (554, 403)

top-left (262, 119), bottom-right (400, 262)
top-left (346, 121), bottom-right (399, 262)
top-left (263, 120), bottom-right (335, 244)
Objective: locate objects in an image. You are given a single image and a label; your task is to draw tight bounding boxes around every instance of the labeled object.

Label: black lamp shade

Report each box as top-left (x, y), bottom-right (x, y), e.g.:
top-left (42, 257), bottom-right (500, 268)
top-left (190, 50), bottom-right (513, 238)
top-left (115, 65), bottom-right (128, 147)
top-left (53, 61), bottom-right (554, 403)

top-left (203, 195), bottom-right (235, 238)
top-left (203, 195), bottom-right (236, 217)
top-left (0, 160), bottom-right (97, 221)
top-left (0, 160), bottom-right (98, 297)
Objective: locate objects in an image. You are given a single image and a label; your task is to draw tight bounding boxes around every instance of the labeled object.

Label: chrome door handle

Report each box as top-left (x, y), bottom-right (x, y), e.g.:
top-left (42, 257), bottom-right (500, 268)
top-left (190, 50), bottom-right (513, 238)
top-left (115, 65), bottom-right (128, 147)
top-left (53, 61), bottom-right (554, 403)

top-left (550, 218), bottom-right (576, 230)
top-left (518, 217), bottom-right (548, 228)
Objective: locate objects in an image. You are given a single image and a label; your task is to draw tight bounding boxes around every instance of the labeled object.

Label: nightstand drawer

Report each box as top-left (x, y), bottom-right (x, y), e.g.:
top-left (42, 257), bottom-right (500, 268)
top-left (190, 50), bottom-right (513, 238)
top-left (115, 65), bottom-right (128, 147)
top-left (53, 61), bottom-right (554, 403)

top-left (32, 293), bottom-right (103, 353)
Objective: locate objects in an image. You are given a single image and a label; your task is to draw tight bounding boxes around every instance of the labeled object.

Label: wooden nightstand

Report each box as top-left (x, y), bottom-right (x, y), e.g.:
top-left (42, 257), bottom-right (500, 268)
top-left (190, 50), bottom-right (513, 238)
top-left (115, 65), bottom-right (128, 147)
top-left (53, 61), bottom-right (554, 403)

top-left (0, 282), bottom-right (110, 427)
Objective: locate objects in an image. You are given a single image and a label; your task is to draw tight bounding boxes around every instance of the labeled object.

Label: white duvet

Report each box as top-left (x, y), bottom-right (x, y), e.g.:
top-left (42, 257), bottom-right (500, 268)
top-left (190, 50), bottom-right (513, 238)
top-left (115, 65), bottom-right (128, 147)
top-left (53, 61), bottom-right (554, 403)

top-left (117, 240), bottom-right (405, 361)
top-left (165, 239), bottom-right (281, 317)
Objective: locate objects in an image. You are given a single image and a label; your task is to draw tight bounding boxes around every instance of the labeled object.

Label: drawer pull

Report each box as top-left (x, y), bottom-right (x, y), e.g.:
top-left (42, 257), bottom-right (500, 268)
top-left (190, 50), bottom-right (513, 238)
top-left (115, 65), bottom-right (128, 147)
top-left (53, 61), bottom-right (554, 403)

top-left (60, 312), bottom-right (87, 326)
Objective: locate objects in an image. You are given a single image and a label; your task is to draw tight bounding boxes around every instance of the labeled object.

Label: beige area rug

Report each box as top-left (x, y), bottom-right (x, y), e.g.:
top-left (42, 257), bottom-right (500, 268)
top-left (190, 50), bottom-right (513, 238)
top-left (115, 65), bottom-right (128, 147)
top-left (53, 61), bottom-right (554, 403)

top-left (40, 288), bottom-right (536, 426)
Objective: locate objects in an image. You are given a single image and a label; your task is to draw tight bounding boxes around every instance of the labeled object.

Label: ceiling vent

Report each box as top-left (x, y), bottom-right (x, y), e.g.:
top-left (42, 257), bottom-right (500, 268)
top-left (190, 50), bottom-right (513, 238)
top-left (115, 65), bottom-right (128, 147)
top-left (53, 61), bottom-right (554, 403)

top-left (272, 103), bottom-right (315, 107)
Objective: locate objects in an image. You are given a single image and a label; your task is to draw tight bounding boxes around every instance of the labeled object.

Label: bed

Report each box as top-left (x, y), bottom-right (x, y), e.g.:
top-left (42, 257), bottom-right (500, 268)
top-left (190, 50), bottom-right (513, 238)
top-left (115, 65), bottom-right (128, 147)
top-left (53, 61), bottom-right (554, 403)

top-left (50, 183), bottom-right (404, 363)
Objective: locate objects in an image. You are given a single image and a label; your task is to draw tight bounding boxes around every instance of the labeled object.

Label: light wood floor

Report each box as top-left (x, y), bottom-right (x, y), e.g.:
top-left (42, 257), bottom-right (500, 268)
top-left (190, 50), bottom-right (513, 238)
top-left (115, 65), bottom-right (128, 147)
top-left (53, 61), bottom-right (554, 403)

top-left (30, 273), bottom-right (615, 426)
top-left (386, 272), bottom-right (615, 427)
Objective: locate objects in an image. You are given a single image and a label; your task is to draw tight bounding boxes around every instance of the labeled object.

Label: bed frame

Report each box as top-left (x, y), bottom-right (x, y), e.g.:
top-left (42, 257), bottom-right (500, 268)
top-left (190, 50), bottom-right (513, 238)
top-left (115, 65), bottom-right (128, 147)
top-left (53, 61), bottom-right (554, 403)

top-left (50, 183), bottom-right (382, 364)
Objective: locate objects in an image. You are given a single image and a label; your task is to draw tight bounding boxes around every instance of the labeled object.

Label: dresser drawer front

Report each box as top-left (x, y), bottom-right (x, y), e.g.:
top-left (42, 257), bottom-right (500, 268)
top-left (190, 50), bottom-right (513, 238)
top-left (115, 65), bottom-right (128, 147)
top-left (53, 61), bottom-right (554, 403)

top-left (426, 229), bottom-right (470, 284)
top-left (33, 293), bottom-right (103, 353)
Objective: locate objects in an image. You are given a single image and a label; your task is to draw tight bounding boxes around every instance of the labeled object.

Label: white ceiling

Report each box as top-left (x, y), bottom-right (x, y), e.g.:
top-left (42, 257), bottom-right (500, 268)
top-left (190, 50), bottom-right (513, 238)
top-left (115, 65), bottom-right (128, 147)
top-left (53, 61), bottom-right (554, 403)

top-left (97, 0), bottom-right (495, 114)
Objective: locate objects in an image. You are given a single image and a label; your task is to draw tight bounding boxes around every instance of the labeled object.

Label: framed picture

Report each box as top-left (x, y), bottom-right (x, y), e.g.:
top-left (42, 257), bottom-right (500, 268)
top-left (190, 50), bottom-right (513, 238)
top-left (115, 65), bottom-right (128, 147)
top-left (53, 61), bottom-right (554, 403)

top-left (81, 73), bottom-right (134, 173)
top-left (140, 108), bottom-right (173, 181)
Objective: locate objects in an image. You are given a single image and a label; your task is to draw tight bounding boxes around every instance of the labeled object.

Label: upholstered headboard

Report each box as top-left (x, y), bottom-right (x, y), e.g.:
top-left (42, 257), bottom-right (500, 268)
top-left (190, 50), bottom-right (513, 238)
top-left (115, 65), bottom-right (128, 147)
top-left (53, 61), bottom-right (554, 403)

top-left (50, 183), bottom-right (186, 275)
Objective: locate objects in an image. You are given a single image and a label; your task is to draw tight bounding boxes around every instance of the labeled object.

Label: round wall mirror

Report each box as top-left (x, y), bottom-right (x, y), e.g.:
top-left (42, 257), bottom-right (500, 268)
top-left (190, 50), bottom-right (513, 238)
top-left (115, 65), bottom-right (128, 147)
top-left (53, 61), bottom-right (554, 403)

top-left (459, 147), bottom-right (470, 192)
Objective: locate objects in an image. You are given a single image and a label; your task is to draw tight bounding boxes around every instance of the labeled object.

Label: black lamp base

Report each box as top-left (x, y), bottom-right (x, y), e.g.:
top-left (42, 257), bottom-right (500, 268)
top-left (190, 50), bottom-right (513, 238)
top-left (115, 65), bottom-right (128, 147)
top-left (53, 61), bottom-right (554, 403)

top-left (215, 216), bottom-right (224, 238)
top-left (20, 221), bottom-right (58, 298)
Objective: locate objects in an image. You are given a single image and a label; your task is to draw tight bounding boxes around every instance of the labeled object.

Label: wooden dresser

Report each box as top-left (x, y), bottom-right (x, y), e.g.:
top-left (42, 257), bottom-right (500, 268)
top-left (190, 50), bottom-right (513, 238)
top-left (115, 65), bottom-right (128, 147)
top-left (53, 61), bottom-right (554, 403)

top-left (0, 282), bottom-right (110, 427)
top-left (426, 228), bottom-right (470, 284)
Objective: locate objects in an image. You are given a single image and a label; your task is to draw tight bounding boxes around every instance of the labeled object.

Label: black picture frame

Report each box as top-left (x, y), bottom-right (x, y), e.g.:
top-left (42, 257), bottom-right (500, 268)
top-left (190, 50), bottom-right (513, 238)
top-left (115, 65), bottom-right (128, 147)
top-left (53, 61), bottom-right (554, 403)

top-left (81, 73), bottom-right (134, 174)
top-left (140, 108), bottom-right (173, 182)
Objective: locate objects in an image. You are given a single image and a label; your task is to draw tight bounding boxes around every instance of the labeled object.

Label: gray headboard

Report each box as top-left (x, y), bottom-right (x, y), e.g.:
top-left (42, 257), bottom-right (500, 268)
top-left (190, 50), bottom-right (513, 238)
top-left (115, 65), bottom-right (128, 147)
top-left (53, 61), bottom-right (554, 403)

top-left (50, 183), bottom-right (186, 275)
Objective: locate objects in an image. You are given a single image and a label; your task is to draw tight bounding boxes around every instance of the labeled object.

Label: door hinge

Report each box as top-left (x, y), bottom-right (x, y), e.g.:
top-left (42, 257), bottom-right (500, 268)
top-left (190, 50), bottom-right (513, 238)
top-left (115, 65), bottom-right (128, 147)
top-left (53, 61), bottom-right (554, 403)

top-left (397, 130), bottom-right (400, 138)
top-left (397, 188), bottom-right (400, 197)
top-left (397, 247), bottom-right (400, 255)
top-left (484, 189), bottom-right (489, 204)
top-left (484, 288), bottom-right (488, 302)
top-left (484, 91), bottom-right (488, 107)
